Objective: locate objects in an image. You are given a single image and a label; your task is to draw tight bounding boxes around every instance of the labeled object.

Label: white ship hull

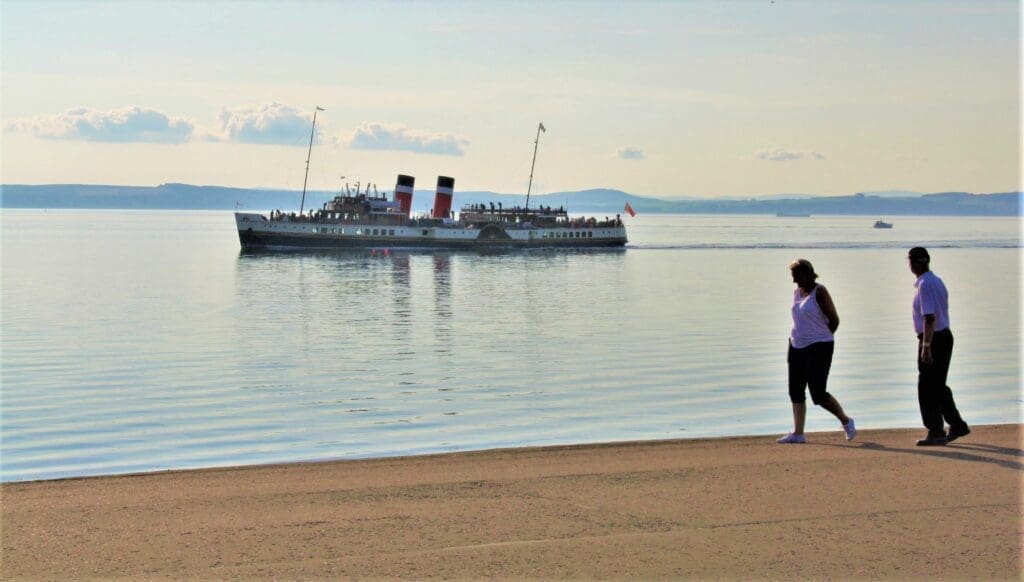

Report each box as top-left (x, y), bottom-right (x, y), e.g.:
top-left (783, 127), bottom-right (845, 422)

top-left (236, 213), bottom-right (628, 250)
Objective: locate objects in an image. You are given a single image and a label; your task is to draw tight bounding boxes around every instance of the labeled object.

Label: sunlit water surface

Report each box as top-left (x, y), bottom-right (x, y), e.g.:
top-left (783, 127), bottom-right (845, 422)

top-left (2, 211), bottom-right (1020, 481)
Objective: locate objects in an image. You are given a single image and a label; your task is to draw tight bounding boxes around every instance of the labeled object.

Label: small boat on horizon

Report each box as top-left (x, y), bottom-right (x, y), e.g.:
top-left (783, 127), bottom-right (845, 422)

top-left (873, 219), bottom-right (894, 229)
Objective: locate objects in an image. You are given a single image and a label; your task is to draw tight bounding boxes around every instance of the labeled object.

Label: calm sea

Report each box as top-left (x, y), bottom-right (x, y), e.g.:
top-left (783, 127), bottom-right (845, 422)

top-left (1, 210), bottom-right (1020, 481)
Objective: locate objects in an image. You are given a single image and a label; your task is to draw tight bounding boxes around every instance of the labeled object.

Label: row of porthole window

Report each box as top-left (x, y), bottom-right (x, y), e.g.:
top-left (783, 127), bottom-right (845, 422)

top-left (297, 226), bottom-right (602, 238)
top-left (312, 227), bottom-right (400, 236)
top-left (542, 231), bottom-right (594, 239)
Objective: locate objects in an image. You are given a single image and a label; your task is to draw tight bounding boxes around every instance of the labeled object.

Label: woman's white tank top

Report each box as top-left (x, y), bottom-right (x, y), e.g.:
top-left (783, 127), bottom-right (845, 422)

top-left (790, 285), bottom-right (833, 348)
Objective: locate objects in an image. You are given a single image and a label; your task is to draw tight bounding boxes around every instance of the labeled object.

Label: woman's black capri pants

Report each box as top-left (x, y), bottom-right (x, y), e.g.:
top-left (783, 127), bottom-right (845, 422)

top-left (787, 340), bottom-right (835, 405)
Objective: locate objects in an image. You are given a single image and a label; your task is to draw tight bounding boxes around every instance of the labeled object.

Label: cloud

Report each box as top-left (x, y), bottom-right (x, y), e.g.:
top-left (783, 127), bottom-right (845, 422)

top-left (6, 106), bottom-right (194, 143)
top-left (214, 102), bottom-right (322, 145)
top-left (348, 122), bottom-right (468, 156)
top-left (755, 148), bottom-right (826, 162)
top-left (616, 146), bottom-right (644, 160)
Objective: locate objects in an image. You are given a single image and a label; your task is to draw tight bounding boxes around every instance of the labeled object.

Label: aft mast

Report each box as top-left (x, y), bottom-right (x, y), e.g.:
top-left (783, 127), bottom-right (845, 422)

top-left (524, 122), bottom-right (546, 210)
top-left (299, 106), bottom-right (325, 215)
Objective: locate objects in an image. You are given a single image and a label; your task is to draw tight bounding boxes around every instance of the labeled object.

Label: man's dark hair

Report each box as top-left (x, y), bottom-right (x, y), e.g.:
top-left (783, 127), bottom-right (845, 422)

top-left (908, 246), bottom-right (930, 262)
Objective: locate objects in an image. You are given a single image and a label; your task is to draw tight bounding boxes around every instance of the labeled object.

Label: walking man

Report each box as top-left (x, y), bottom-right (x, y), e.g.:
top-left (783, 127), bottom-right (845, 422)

top-left (908, 247), bottom-right (970, 446)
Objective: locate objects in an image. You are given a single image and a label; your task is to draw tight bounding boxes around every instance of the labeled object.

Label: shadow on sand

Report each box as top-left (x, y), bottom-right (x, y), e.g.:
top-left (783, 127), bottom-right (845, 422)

top-left (812, 440), bottom-right (1023, 471)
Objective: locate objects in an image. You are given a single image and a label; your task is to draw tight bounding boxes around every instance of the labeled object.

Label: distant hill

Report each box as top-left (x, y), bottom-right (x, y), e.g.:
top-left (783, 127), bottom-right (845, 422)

top-left (1, 183), bottom-right (1020, 216)
top-left (753, 189), bottom-right (924, 200)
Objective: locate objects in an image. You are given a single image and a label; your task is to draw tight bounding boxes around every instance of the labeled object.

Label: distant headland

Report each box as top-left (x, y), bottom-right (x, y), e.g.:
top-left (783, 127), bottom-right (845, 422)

top-left (1, 183), bottom-right (1020, 216)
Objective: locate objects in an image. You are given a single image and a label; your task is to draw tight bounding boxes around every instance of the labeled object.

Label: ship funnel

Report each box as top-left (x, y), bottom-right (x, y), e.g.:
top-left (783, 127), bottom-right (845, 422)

top-left (394, 174), bottom-right (415, 216)
top-left (431, 176), bottom-right (455, 219)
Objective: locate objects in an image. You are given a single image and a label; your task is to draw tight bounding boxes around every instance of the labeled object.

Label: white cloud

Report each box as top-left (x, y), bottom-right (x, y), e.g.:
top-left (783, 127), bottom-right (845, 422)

top-left (214, 102), bottom-right (320, 145)
top-left (5, 106), bottom-right (194, 143)
top-left (616, 146), bottom-right (644, 160)
top-left (348, 122), bottom-right (468, 156)
top-left (755, 148), bottom-right (826, 162)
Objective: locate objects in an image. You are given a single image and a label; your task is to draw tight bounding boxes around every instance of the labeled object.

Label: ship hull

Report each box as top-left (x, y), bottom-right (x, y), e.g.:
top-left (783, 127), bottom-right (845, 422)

top-left (235, 213), bottom-right (627, 250)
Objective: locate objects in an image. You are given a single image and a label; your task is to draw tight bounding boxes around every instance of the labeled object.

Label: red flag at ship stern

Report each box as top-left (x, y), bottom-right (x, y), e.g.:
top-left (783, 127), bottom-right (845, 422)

top-left (624, 202), bottom-right (636, 217)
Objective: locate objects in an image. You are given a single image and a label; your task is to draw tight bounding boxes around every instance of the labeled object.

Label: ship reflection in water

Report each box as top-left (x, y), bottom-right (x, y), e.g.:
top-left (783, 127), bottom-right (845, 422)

top-left (231, 247), bottom-right (633, 453)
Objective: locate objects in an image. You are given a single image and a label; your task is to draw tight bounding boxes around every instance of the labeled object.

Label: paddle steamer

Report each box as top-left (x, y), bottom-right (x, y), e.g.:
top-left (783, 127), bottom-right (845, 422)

top-left (235, 116), bottom-right (628, 250)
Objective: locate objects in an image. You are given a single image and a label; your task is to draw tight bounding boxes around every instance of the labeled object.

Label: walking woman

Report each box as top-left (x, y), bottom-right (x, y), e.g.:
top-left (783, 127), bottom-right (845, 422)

top-left (777, 259), bottom-right (856, 443)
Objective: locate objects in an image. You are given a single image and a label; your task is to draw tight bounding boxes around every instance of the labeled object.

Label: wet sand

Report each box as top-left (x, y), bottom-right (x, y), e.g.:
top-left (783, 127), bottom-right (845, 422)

top-left (2, 424), bottom-right (1020, 579)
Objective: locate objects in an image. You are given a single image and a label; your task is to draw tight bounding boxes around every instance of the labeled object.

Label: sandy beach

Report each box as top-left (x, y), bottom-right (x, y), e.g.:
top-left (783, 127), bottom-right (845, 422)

top-left (2, 424), bottom-right (1020, 579)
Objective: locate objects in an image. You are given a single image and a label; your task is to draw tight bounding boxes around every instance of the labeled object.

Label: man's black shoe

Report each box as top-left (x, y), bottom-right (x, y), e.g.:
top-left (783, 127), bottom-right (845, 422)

top-left (916, 434), bottom-right (948, 446)
top-left (946, 425), bottom-right (971, 443)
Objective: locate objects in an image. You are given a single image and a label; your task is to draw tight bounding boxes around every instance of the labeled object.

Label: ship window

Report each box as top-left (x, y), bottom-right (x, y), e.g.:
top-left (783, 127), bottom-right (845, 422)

top-left (422, 229), bottom-right (428, 236)
top-left (389, 229), bottom-right (395, 236)
top-left (588, 231), bottom-right (593, 238)
top-left (356, 228), bottom-right (362, 235)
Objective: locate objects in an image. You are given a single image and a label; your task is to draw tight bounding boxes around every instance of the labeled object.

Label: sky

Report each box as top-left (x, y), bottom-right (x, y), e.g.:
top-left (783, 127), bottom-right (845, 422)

top-left (1, 0), bottom-right (1021, 198)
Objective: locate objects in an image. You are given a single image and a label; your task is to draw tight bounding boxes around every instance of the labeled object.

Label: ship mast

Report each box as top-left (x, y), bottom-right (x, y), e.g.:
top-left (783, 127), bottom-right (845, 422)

top-left (524, 122), bottom-right (546, 210)
top-left (299, 106), bottom-right (324, 215)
